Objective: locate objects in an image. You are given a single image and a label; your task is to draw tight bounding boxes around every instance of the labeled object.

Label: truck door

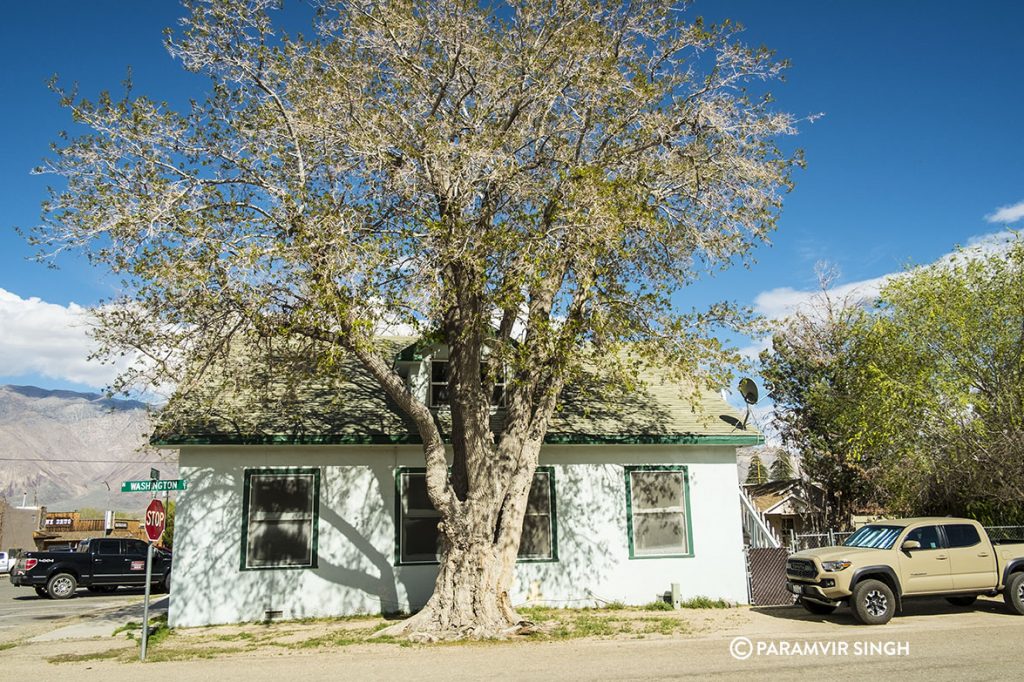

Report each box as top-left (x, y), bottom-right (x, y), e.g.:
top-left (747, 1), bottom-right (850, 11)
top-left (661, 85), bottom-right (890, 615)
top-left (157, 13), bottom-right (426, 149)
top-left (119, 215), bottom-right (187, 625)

top-left (943, 523), bottom-right (997, 590)
top-left (897, 524), bottom-right (953, 594)
top-left (122, 539), bottom-right (150, 585)
top-left (92, 539), bottom-right (123, 583)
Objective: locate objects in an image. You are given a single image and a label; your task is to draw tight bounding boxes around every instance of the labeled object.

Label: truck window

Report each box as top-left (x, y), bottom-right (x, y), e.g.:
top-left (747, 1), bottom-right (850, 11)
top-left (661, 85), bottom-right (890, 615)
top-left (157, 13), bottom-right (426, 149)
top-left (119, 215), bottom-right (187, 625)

top-left (944, 524), bottom-right (982, 548)
top-left (124, 540), bottom-right (149, 555)
top-left (77, 540), bottom-right (91, 553)
top-left (95, 539), bottom-right (122, 555)
top-left (905, 525), bottom-right (942, 549)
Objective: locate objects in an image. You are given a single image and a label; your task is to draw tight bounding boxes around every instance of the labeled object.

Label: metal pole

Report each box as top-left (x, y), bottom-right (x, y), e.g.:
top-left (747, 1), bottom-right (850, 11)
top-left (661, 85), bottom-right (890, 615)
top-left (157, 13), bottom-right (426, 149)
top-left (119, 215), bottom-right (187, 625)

top-left (141, 541), bottom-right (153, 661)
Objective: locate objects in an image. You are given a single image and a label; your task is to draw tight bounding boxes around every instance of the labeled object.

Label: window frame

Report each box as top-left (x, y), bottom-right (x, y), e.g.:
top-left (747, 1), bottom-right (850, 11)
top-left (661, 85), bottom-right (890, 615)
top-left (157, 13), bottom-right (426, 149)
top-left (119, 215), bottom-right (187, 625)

top-left (240, 467), bottom-right (321, 571)
top-left (394, 466), bottom-right (558, 566)
top-left (940, 523), bottom-right (982, 549)
top-left (428, 359), bottom-right (508, 408)
top-left (624, 465), bottom-right (694, 560)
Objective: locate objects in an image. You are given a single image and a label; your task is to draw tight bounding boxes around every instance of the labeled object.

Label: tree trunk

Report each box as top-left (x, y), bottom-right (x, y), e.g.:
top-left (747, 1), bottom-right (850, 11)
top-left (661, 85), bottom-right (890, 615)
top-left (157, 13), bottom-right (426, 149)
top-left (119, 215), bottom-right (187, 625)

top-left (376, 476), bottom-right (536, 640)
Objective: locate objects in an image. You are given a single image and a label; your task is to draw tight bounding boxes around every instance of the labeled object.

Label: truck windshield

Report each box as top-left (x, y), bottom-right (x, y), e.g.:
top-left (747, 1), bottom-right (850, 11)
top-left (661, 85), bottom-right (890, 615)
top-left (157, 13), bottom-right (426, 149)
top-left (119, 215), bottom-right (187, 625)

top-left (842, 525), bottom-right (903, 549)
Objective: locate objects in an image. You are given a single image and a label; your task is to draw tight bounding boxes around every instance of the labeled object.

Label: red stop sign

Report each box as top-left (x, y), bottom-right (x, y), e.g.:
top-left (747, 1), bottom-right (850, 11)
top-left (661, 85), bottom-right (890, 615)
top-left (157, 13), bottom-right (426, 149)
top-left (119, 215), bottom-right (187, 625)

top-left (145, 499), bottom-right (165, 542)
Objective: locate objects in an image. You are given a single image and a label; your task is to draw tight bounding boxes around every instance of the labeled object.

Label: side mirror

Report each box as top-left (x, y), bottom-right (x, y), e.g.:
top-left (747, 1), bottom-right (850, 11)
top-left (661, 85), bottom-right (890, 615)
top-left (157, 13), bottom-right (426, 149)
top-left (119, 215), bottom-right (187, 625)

top-left (901, 540), bottom-right (921, 552)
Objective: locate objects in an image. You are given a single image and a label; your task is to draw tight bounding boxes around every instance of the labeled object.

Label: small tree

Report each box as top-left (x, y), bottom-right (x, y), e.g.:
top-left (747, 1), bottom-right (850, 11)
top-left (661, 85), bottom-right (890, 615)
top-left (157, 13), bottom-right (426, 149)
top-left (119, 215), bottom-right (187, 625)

top-left (162, 500), bottom-right (176, 551)
top-left (746, 454), bottom-right (769, 485)
top-left (31, 0), bottom-right (800, 638)
top-left (770, 450), bottom-right (794, 481)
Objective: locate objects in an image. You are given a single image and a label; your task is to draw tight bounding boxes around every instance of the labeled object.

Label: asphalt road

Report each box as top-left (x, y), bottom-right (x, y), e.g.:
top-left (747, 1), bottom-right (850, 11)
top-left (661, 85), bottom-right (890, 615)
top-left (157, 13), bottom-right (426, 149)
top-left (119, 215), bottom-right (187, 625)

top-left (0, 574), bottom-right (158, 639)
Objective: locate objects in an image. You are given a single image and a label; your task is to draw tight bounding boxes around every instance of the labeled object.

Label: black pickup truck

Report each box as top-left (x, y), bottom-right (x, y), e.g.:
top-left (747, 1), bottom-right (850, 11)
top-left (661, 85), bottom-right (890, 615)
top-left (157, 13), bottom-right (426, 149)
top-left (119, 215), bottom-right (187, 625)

top-left (9, 538), bottom-right (172, 599)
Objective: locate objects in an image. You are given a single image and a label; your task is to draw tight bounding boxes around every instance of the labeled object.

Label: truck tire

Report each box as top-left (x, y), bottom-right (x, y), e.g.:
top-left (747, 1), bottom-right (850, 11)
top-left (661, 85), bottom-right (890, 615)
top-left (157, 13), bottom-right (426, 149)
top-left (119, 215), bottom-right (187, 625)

top-left (945, 596), bottom-right (977, 607)
top-left (851, 579), bottom-right (895, 625)
top-left (161, 573), bottom-right (171, 594)
top-left (1005, 572), bottom-right (1024, 616)
top-left (34, 586), bottom-right (50, 599)
top-left (47, 572), bottom-right (78, 600)
top-left (800, 599), bottom-right (837, 615)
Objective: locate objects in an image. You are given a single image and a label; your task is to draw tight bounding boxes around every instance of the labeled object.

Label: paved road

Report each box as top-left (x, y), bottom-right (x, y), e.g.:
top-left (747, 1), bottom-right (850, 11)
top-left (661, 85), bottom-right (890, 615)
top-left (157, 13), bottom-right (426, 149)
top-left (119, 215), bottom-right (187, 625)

top-left (0, 575), bottom-right (164, 640)
top-left (1, 592), bottom-right (1022, 679)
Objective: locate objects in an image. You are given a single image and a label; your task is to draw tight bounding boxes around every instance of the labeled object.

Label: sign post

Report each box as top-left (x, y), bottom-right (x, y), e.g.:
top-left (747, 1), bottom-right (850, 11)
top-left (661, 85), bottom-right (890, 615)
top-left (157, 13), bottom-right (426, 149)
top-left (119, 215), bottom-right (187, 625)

top-left (141, 498), bottom-right (165, 662)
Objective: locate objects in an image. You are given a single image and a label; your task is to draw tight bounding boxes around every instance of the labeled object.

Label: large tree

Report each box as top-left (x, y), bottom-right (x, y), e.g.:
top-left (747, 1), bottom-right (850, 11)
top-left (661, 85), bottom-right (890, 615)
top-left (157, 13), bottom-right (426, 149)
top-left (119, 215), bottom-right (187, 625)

top-left (763, 240), bottom-right (1024, 527)
top-left (32, 0), bottom-right (799, 638)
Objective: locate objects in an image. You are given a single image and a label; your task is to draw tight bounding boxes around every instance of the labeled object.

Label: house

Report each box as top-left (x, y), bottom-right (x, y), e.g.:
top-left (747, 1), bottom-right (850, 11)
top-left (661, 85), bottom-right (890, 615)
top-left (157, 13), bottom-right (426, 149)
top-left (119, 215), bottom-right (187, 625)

top-left (741, 479), bottom-right (824, 544)
top-left (155, 339), bottom-right (762, 628)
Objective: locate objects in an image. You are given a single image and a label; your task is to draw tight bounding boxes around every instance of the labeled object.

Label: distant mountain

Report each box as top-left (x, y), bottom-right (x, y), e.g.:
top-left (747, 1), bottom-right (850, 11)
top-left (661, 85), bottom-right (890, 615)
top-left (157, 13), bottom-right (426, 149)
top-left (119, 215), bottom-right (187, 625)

top-left (0, 385), bottom-right (177, 512)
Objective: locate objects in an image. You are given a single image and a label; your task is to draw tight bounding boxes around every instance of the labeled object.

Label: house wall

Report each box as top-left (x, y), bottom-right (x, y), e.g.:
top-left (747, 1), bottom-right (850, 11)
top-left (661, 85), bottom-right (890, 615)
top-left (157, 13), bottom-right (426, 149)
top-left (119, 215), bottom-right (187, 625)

top-left (168, 444), bottom-right (748, 628)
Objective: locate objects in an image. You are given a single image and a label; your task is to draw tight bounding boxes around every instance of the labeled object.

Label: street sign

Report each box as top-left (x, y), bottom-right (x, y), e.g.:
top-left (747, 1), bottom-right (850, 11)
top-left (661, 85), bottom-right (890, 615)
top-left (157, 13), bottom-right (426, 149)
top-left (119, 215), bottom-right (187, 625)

top-left (121, 479), bottom-right (187, 492)
top-left (145, 499), bottom-right (166, 542)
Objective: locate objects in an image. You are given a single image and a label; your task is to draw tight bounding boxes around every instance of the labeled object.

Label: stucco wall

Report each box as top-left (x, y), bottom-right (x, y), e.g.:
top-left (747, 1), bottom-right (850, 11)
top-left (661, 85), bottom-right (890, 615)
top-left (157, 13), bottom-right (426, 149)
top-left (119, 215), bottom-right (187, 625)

top-left (168, 445), bottom-right (748, 628)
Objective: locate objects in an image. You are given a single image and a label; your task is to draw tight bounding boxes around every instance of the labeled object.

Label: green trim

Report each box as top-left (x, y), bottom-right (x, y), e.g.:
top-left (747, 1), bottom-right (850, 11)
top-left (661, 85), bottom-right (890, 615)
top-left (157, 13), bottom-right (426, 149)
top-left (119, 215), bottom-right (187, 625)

top-left (517, 466), bottom-right (559, 563)
top-left (393, 466), bottom-right (559, 566)
top-left (624, 465), bottom-right (695, 560)
top-left (154, 433), bottom-right (762, 447)
top-left (394, 467), bottom-right (439, 566)
top-left (240, 467), bottom-right (321, 571)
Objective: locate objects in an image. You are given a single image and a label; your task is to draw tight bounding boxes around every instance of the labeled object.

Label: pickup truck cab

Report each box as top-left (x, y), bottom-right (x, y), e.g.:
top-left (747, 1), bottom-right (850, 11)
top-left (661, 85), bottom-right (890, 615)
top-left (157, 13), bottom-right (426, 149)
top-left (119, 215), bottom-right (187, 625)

top-left (9, 538), bottom-right (171, 599)
top-left (786, 517), bottom-right (1024, 624)
top-left (0, 551), bottom-right (13, 574)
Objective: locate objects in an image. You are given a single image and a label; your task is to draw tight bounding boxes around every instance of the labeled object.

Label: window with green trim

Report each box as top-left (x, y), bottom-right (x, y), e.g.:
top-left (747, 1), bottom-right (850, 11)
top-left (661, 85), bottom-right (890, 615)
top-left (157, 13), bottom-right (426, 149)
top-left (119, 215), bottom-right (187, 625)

top-left (242, 468), bottom-right (320, 570)
top-left (396, 468), bottom-right (556, 564)
top-left (625, 466), bottom-right (692, 558)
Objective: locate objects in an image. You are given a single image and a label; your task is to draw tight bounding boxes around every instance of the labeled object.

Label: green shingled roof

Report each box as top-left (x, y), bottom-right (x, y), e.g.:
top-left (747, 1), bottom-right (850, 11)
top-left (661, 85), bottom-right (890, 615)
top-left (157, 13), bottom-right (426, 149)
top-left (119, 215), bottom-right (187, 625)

top-left (152, 337), bottom-right (761, 447)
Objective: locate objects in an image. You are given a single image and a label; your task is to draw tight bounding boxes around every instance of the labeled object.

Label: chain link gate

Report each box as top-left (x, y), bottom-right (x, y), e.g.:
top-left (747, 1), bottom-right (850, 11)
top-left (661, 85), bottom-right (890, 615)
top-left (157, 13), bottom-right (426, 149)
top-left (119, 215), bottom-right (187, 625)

top-left (746, 547), bottom-right (795, 606)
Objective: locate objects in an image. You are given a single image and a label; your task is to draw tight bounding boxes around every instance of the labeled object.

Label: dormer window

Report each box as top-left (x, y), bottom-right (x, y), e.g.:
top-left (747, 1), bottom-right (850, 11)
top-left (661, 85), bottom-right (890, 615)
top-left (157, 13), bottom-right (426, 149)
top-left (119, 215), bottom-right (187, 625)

top-left (429, 360), bottom-right (506, 407)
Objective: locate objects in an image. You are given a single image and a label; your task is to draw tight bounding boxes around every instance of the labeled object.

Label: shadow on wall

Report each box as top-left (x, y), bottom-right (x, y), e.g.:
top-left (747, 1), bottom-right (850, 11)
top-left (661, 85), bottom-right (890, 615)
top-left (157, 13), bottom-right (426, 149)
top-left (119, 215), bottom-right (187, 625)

top-left (172, 463), bottom-right (427, 626)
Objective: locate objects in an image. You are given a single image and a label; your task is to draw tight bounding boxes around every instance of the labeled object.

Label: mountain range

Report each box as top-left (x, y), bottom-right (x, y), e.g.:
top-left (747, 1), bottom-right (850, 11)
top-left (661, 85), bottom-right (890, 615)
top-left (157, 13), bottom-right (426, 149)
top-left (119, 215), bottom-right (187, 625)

top-left (0, 384), bottom-right (177, 512)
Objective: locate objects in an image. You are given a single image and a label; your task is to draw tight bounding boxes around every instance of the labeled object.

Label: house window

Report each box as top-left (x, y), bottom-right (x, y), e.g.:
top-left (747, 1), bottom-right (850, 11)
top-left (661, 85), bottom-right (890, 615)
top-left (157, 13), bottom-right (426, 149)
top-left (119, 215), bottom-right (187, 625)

top-left (625, 466), bottom-right (692, 558)
top-left (241, 468), bottom-right (320, 570)
top-left (429, 360), bottom-right (507, 407)
top-left (396, 467), bottom-right (556, 564)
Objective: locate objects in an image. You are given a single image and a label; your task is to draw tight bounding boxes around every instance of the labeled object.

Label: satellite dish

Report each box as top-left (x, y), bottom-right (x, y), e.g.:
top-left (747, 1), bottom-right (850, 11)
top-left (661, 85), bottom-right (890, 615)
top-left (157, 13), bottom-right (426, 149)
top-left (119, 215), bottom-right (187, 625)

top-left (719, 414), bottom-right (745, 431)
top-left (738, 378), bottom-right (759, 405)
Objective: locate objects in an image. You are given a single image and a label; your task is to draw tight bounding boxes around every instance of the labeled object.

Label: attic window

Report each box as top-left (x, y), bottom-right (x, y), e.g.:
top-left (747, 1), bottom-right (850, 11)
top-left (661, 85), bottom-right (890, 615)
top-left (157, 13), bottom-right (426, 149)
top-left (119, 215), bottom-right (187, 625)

top-left (429, 360), bottom-right (507, 407)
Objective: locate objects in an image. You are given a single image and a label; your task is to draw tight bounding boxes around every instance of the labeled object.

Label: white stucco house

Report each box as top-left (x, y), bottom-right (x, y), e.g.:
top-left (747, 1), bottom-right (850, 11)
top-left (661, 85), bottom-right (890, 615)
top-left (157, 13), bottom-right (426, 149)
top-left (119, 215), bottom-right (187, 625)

top-left (156, 339), bottom-right (761, 628)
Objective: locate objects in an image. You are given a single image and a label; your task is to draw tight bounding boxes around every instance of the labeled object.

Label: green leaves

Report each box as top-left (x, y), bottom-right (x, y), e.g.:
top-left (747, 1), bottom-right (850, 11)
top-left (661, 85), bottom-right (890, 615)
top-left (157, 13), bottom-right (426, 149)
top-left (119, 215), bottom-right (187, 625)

top-left (764, 238), bottom-right (1024, 525)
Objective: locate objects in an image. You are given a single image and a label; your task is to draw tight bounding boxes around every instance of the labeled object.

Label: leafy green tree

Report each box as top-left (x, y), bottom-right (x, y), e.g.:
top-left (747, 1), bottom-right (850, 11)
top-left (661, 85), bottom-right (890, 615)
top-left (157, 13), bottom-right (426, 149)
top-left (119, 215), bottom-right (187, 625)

top-left (763, 239), bottom-right (1024, 526)
top-left (746, 454), bottom-right (769, 485)
top-left (31, 0), bottom-right (799, 638)
top-left (162, 500), bottom-right (176, 551)
top-left (770, 450), bottom-right (794, 481)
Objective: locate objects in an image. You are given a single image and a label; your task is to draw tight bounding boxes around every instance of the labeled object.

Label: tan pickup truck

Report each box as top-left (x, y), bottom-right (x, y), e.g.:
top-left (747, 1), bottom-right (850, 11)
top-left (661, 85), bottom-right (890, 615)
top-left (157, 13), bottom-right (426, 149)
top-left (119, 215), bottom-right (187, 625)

top-left (785, 517), bottom-right (1024, 624)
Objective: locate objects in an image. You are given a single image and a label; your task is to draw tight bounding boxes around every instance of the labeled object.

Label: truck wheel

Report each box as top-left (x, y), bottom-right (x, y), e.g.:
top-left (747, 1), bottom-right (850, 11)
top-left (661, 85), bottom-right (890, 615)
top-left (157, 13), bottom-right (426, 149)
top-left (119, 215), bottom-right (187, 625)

top-left (47, 573), bottom-right (78, 600)
top-left (161, 573), bottom-right (171, 594)
top-left (852, 579), bottom-right (895, 625)
top-left (34, 586), bottom-right (50, 599)
top-left (801, 599), bottom-right (837, 615)
top-left (1005, 572), bottom-right (1024, 616)
top-left (945, 596), bottom-right (977, 607)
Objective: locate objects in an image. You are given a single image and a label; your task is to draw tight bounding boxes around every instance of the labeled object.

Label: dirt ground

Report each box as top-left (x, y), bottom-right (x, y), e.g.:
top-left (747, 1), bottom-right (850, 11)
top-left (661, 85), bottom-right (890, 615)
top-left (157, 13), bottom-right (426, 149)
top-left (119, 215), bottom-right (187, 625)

top-left (3, 597), bottom-right (1024, 680)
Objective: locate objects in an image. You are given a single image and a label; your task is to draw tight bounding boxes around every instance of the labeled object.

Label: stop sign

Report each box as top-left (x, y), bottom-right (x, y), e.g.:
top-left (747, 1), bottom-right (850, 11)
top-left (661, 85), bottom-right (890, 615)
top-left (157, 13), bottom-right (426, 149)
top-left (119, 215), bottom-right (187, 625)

top-left (145, 499), bottom-right (165, 542)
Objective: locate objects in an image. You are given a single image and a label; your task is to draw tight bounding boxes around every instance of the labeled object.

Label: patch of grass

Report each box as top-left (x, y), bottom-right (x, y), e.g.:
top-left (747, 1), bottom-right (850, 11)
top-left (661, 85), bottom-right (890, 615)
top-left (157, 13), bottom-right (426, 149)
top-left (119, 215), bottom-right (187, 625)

top-left (641, 599), bottom-right (674, 611)
top-left (48, 648), bottom-right (127, 664)
top-left (112, 620), bottom-right (141, 638)
top-left (595, 600), bottom-right (627, 610)
top-left (0, 642), bottom-right (17, 652)
top-left (679, 596), bottom-right (732, 609)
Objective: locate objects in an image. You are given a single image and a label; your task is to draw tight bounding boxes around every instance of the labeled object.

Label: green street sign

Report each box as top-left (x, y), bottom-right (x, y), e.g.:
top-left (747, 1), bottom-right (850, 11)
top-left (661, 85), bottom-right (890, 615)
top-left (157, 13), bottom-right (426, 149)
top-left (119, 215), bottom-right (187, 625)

top-left (121, 479), bottom-right (188, 493)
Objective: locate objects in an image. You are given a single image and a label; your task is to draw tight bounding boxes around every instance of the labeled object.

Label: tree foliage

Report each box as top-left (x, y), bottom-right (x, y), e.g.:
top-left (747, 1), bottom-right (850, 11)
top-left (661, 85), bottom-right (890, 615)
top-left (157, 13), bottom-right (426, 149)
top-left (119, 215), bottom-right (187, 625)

top-left (769, 449), bottom-right (793, 481)
top-left (31, 0), bottom-right (800, 637)
top-left (763, 239), bottom-right (1024, 527)
top-left (745, 454), bottom-right (768, 485)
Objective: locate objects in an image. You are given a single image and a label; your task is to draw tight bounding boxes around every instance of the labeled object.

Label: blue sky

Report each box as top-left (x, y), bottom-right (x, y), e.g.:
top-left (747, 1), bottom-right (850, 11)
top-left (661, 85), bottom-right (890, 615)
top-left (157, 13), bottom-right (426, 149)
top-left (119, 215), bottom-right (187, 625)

top-left (1, 1), bottom-right (1022, 394)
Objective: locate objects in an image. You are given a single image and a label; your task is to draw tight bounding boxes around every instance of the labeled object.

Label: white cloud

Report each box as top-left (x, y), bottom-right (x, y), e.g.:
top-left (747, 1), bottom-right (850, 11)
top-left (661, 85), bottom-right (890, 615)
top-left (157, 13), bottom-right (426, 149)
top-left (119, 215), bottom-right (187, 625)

top-left (986, 200), bottom-right (1024, 224)
top-left (752, 274), bottom-right (890, 321)
top-left (753, 229), bottom-right (1019, 321)
top-left (0, 288), bottom-right (120, 388)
